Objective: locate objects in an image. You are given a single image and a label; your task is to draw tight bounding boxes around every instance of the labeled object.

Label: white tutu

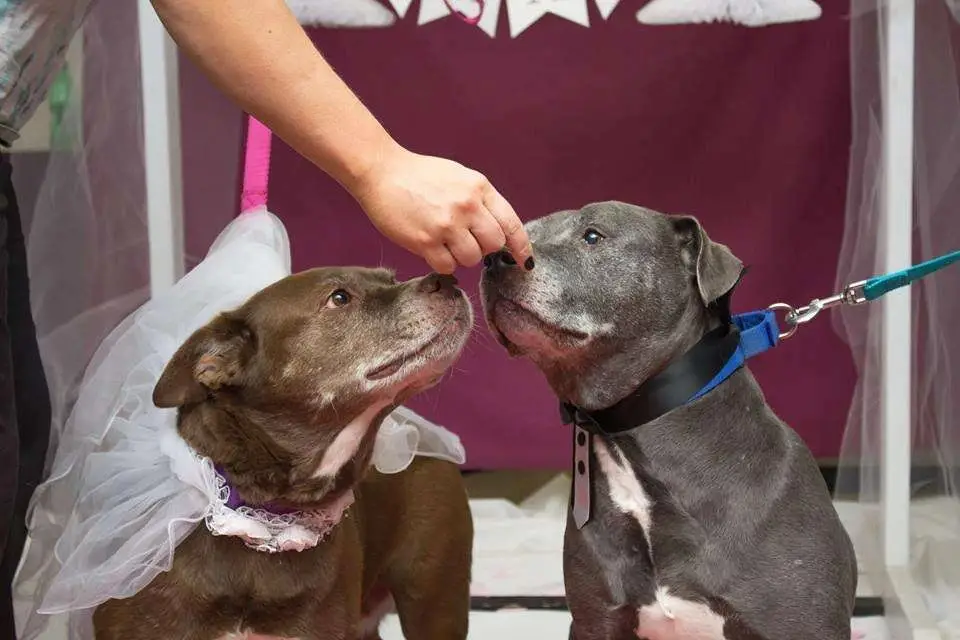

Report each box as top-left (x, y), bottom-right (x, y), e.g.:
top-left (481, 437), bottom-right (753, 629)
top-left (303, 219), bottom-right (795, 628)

top-left (13, 209), bottom-right (466, 640)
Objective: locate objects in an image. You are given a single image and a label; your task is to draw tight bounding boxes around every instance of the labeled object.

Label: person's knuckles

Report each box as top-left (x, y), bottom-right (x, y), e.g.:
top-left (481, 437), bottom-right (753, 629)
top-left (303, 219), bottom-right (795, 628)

top-left (500, 216), bottom-right (525, 238)
top-left (473, 225), bottom-right (506, 254)
top-left (409, 230), bottom-right (438, 251)
top-left (478, 237), bottom-right (505, 254)
top-left (433, 214), bottom-right (457, 237)
top-left (451, 195), bottom-right (482, 216)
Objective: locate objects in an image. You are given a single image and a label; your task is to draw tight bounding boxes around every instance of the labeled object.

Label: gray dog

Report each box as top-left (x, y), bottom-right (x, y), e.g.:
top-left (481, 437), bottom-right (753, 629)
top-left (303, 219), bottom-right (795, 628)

top-left (480, 201), bottom-right (856, 640)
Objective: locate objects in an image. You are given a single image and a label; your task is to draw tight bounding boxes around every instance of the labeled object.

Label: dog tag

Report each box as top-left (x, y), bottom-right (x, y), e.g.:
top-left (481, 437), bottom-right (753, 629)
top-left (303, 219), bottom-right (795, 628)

top-left (572, 426), bottom-right (591, 529)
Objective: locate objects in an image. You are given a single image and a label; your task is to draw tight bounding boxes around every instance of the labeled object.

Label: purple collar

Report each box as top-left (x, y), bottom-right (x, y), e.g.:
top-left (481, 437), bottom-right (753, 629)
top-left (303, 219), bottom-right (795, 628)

top-left (215, 464), bottom-right (300, 516)
top-left (207, 462), bottom-right (356, 553)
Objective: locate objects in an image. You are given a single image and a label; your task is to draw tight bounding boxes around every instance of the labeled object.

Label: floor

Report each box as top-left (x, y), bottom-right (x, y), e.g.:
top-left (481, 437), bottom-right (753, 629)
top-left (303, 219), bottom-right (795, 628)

top-left (26, 470), bottom-right (960, 639)
top-left (379, 612), bottom-right (890, 639)
top-left (26, 609), bottom-right (892, 640)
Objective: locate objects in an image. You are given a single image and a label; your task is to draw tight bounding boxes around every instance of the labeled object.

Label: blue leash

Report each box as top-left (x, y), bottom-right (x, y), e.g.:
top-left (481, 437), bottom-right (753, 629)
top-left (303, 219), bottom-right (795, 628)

top-left (727, 249), bottom-right (960, 368)
top-left (862, 248), bottom-right (960, 301)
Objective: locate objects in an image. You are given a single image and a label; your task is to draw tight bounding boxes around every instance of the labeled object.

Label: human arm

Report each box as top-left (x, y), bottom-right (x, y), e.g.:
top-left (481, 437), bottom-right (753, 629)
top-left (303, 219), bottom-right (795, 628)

top-left (149, 0), bottom-right (532, 272)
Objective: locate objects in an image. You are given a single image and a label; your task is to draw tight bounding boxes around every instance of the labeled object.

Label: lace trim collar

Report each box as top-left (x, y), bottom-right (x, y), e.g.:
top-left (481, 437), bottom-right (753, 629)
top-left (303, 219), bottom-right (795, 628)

top-left (197, 455), bottom-right (354, 553)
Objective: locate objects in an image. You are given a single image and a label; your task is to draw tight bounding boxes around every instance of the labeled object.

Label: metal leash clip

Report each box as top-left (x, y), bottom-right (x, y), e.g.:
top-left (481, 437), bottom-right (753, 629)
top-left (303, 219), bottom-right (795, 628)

top-left (768, 280), bottom-right (868, 340)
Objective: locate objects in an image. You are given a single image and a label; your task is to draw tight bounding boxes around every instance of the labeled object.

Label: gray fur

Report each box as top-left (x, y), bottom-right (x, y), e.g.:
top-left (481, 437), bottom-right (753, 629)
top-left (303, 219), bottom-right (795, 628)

top-left (480, 201), bottom-right (857, 640)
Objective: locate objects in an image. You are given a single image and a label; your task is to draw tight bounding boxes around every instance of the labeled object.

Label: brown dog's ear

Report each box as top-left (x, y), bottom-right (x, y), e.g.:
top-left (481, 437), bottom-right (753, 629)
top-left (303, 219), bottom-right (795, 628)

top-left (153, 313), bottom-right (255, 409)
top-left (673, 216), bottom-right (743, 306)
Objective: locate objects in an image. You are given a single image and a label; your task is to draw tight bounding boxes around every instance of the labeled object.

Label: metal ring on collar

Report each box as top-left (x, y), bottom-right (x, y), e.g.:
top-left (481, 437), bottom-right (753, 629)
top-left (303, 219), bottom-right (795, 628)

top-left (767, 302), bottom-right (800, 340)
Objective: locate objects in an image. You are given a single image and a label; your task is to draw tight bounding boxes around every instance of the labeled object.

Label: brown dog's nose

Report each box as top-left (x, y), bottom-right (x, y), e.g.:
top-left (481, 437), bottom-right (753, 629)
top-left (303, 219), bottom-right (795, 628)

top-left (418, 273), bottom-right (459, 294)
top-left (482, 250), bottom-right (516, 272)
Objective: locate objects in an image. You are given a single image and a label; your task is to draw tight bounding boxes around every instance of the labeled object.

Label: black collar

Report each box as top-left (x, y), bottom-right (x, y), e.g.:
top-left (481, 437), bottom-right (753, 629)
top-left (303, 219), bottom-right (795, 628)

top-left (560, 322), bottom-right (740, 434)
top-left (559, 281), bottom-right (744, 436)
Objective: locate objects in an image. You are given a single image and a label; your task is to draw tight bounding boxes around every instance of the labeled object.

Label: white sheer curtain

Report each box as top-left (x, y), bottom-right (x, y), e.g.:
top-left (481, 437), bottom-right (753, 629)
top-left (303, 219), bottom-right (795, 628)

top-left (834, 0), bottom-right (960, 636)
top-left (9, 0), bottom-right (241, 635)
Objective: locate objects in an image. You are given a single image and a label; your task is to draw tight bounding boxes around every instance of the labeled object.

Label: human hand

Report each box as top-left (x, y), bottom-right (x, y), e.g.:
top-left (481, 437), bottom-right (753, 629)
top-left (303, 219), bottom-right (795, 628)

top-left (351, 145), bottom-right (533, 274)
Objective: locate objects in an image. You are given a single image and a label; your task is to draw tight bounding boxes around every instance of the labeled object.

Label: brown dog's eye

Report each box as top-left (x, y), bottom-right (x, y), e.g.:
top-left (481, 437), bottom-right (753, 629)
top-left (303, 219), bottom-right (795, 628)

top-left (583, 229), bottom-right (604, 245)
top-left (326, 289), bottom-right (352, 309)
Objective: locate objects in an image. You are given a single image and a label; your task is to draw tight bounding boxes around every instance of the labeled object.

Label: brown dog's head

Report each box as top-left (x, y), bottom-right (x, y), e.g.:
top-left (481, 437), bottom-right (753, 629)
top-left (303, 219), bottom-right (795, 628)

top-left (153, 267), bottom-right (472, 505)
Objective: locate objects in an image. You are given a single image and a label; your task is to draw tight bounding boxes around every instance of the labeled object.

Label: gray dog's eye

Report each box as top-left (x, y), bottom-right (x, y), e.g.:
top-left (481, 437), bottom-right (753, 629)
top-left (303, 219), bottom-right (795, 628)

top-left (326, 289), bottom-right (352, 309)
top-left (583, 229), bottom-right (604, 245)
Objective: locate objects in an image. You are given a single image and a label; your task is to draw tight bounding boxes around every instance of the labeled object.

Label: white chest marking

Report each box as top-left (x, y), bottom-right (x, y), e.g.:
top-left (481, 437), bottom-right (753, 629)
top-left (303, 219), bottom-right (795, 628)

top-left (593, 444), bottom-right (728, 640)
top-left (636, 587), bottom-right (727, 640)
top-left (313, 403), bottom-right (386, 479)
top-left (593, 439), bottom-right (654, 539)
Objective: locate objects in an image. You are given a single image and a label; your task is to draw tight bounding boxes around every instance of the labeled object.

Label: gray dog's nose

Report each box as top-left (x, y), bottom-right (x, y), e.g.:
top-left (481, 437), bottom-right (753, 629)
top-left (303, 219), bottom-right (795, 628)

top-left (418, 273), bottom-right (459, 294)
top-left (482, 250), bottom-right (516, 271)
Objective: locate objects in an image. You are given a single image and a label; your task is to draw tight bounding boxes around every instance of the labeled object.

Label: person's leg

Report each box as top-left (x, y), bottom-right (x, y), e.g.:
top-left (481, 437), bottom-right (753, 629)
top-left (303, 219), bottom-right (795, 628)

top-left (0, 154), bottom-right (21, 636)
top-left (0, 155), bottom-right (50, 636)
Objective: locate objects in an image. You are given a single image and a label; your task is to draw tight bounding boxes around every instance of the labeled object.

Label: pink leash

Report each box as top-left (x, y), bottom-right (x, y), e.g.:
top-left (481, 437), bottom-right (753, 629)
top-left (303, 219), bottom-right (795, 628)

top-left (241, 115), bottom-right (273, 212)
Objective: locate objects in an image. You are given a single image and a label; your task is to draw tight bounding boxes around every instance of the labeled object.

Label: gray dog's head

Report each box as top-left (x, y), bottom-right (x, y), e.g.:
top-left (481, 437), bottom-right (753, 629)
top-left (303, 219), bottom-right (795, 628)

top-left (480, 201), bottom-right (743, 410)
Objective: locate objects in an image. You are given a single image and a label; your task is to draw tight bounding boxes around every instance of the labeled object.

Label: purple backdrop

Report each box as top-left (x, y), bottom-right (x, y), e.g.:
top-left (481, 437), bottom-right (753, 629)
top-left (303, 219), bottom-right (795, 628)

top-left (182, 2), bottom-right (856, 469)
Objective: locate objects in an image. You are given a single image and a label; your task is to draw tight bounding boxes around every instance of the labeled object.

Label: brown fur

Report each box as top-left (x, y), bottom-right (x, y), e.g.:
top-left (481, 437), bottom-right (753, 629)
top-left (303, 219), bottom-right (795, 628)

top-left (92, 268), bottom-right (474, 640)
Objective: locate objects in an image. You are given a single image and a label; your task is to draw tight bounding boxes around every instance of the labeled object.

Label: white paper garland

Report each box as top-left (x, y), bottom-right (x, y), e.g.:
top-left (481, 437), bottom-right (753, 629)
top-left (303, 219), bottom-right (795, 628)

top-left (505, 0), bottom-right (590, 36)
top-left (289, 0), bottom-right (822, 35)
top-left (595, 0), bottom-right (621, 19)
top-left (388, 0), bottom-right (416, 18)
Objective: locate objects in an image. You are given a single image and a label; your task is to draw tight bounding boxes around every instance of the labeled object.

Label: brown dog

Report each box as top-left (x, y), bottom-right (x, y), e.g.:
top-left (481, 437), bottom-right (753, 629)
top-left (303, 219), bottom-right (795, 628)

top-left (92, 267), bottom-right (474, 640)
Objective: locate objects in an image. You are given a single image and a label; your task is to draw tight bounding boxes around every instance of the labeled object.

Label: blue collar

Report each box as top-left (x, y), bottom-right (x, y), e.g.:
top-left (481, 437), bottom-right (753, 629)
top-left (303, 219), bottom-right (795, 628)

top-left (688, 310), bottom-right (780, 401)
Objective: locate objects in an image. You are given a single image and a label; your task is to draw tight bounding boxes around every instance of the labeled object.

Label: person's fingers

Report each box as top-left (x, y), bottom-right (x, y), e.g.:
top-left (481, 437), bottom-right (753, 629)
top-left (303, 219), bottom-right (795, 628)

top-left (424, 245), bottom-right (459, 274)
top-left (468, 212), bottom-right (507, 257)
top-left (482, 186), bottom-right (532, 268)
top-left (446, 231), bottom-right (484, 268)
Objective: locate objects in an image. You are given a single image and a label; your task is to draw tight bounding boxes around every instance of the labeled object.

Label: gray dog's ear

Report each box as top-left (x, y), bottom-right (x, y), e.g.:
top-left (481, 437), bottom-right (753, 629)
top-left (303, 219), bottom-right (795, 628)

top-left (673, 216), bottom-right (743, 305)
top-left (153, 313), bottom-right (255, 408)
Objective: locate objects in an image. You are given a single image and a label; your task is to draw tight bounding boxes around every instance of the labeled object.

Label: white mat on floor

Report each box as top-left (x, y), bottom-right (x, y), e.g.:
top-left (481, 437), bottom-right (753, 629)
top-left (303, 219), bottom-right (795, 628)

top-left (470, 475), bottom-right (568, 597)
top-left (379, 612), bottom-right (890, 639)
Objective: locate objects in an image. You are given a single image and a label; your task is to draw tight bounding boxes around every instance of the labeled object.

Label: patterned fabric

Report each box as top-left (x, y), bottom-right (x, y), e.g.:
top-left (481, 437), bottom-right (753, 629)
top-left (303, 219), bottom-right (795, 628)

top-left (0, 0), bottom-right (92, 145)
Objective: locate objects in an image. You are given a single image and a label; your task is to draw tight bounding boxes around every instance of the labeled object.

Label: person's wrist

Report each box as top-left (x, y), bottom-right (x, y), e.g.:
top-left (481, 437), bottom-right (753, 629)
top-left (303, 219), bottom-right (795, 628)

top-left (337, 133), bottom-right (406, 203)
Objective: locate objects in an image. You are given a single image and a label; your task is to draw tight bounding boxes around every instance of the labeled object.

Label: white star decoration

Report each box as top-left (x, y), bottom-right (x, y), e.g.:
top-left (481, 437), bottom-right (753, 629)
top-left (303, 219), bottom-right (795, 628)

top-left (595, 0), bottom-right (620, 19)
top-left (387, 0), bottom-right (416, 18)
top-left (505, 0), bottom-right (590, 37)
